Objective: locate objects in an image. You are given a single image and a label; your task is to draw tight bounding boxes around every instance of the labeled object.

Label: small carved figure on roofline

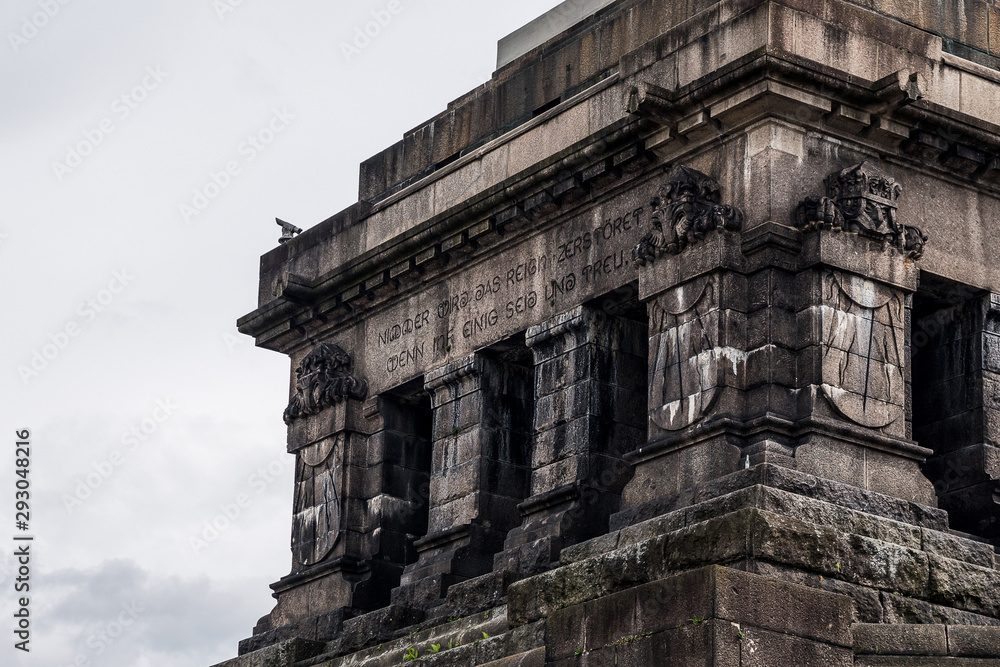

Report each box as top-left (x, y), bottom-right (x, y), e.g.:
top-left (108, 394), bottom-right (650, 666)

top-left (633, 165), bottom-right (744, 264)
top-left (283, 342), bottom-right (367, 423)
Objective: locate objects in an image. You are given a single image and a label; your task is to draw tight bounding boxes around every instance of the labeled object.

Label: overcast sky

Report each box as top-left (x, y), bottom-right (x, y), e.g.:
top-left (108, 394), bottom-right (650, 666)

top-left (0, 2), bottom-right (565, 665)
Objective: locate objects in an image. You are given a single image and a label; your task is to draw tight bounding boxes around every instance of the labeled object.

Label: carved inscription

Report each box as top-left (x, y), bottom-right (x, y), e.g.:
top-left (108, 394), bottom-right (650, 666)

top-left (369, 200), bottom-right (646, 389)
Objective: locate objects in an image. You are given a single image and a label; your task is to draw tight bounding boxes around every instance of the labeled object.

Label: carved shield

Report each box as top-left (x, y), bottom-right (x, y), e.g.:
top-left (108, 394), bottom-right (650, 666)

top-left (648, 275), bottom-right (728, 432)
top-left (819, 271), bottom-right (905, 429)
top-left (291, 434), bottom-right (343, 567)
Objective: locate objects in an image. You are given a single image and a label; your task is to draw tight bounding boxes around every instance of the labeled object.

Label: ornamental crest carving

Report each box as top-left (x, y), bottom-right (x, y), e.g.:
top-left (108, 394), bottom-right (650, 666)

top-left (648, 274), bottom-right (737, 433)
top-left (795, 161), bottom-right (927, 259)
top-left (292, 434), bottom-right (344, 567)
top-left (284, 342), bottom-right (368, 424)
top-left (633, 166), bottom-right (744, 263)
top-left (819, 271), bottom-right (905, 431)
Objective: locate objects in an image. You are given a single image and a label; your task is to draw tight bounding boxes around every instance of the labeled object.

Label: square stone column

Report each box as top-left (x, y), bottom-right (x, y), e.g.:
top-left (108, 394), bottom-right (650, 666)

top-left (496, 306), bottom-right (646, 575)
top-left (253, 343), bottom-right (372, 649)
top-left (919, 291), bottom-right (1000, 544)
top-left (619, 162), bottom-right (936, 516)
top-left (789, 162), bottom-right (934, 506)
top-left (246, 344), bottom-right (435, 654)
top-left (390, 352), bottom-right (532, 608)
top-left (621, 166), bottom-right (750, 509)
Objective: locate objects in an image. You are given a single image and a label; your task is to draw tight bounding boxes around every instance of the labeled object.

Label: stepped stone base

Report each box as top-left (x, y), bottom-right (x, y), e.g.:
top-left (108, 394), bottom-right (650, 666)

top-left (212, 464), bottom-right (1000, 666)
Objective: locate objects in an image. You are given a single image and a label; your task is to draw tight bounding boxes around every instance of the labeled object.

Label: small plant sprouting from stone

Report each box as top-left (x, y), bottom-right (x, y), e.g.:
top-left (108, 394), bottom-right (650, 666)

top-left (403, 647), bottom-right (419, 661)
top-left (688, 615), bottom-right (705, 625)
top-left (575, 647), bottom-right (584, 656)
top-left (482, 631), bottom-right (490, 639)
top-left (428, 643), bottom-right (441, 653)
top-left (835, 562), bottom-right (841, 572)
top-left (451, 427), bottom-right (460, 436)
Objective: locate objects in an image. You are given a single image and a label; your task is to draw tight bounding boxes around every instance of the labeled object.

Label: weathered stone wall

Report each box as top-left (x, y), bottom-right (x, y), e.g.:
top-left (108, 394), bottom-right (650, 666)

top-left (358, 0), bottom-right (1000, 206)
top-left (224, 0), bottom-right (1000, 664)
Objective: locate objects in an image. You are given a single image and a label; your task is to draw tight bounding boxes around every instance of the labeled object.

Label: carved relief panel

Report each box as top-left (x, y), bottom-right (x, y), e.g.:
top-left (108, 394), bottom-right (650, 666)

top-left (816, 271), bottom-right (906, 431)
top-left (291, 435), bottom-right (344, 567)
top-left (648, 274), bottom-right (728, 433)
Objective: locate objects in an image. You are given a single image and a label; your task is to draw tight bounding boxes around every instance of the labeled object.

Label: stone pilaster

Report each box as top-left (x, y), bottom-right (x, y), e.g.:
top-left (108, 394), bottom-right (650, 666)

top-left (496, 306), bottom-right (646, 576)
top-left (622, 165), bottom-right (750, 510)
top-left (250, 343), bottom-right (372, 651)
top-left (620, 162), bottom-right (936, 515)
top-left (390, 352), bottom-right (532, 608)
top-left (790, 161), bottom-right (934, 506)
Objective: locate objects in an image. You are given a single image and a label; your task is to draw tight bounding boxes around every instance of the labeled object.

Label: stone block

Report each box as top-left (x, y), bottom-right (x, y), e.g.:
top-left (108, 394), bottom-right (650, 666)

top-left (739, 626), bottom-right (853, 666)
top-left (992, 4), bottom-right (1000, 57)
top-left (855, 658), bottom-right (1000, 666)
top-left (209, 639), bottom-right (325, 667)
top-left (478, 647), bottom-right (546, 667)
top-left (584, 588), bottom-right (638, 650)
top-left (754, 486), bottom-right (923, 550)
top-left (547, 603), bottom-right (588, 661)
top-left (613, 622), bottom-right (724, 667)
top-left (474, 621), bottom-right (546, 664)
top-left (622, 440), bottom-right (742, 507)
top-left (745, 342), bottom-right (798, 388)
top-left (865, 449), bottom-right (936, 507)
top-left (853, 623), bottom-right (948, 656)
top-left (960, 72), bottom-right (1000, 127)
top-left (946, 625), bottom-right (1000, 657)
top-left (927, 554), bottom-right (1000, 618)
top-left (920, 527), bottom-right (995, 570)
top-left (795, 439), bottom-right (867, 490)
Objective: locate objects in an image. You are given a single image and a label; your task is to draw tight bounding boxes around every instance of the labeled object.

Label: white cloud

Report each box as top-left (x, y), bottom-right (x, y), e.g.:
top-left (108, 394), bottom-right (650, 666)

top-left (10, 559), bottom-right (264, 667)
top-left (0, 1), bottom-right (567, 664)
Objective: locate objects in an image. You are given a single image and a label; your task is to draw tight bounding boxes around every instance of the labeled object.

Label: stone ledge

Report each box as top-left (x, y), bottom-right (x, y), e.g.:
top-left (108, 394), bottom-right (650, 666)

top-left (854, 623), bottom-right (948, 656)
top-left (610, 463), bottom-right (948, 533)
top-left (209, 638), bottom-right (325, 667)
top-left (946, 625), bottom-right (1000, 658)
top-left (511, 506), bottom-right (1000, 628)
top-left (856, 658), bottom-right (1000, 666)
top-left (543, 565), bottom-right (854, 664)
top-left (570, 482), bottom-right (994, 572)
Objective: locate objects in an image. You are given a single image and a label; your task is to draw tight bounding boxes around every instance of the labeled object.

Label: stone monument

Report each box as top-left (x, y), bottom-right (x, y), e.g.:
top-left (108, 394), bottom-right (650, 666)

top-left (217, 0), bottom-right (1000, 664)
